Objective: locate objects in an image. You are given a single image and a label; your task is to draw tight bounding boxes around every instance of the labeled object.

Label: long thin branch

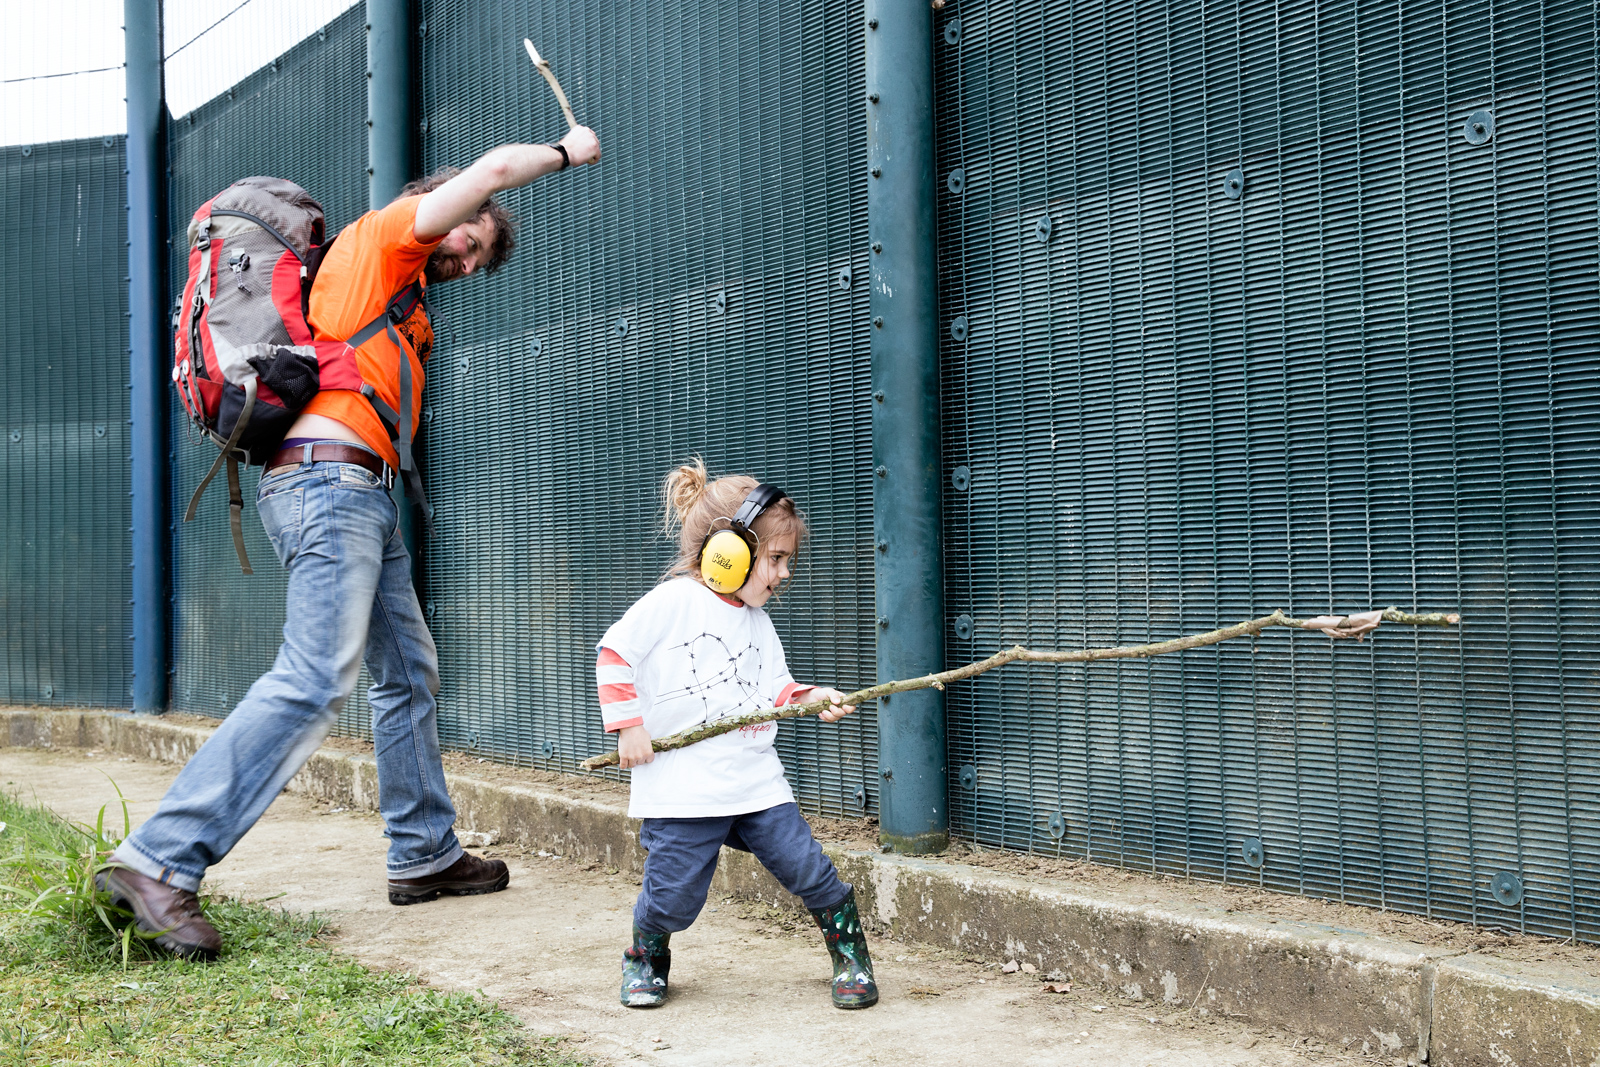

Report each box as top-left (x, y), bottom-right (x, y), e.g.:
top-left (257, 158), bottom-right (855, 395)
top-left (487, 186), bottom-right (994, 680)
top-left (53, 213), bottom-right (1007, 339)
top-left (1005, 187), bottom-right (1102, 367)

top-left (579, 606), bottom-right (1460, 771)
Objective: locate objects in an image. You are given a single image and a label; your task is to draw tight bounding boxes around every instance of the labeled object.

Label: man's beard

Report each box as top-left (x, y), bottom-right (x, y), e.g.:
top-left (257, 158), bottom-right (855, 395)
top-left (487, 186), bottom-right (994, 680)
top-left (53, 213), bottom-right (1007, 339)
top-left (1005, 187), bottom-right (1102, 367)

top-left (424, 249), bottom-right (461, 284)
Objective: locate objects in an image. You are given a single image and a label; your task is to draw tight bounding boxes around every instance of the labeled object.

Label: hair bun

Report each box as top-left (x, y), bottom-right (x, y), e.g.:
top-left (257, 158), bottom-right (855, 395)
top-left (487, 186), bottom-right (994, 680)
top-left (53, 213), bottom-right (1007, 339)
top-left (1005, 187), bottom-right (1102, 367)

top-left (661, 456), bottom-right (710, 533)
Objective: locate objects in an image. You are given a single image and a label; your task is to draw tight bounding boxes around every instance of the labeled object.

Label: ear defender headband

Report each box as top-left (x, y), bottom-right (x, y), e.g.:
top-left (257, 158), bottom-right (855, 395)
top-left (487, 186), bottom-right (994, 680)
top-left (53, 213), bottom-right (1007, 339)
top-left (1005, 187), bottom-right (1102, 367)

top-left (699, 483), bottom-right (788, 595)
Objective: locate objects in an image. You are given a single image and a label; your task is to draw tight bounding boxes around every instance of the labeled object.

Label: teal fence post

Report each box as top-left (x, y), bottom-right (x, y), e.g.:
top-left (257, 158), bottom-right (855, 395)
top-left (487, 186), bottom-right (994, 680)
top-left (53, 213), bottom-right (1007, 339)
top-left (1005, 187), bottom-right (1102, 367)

top-left (127, 0), bottom-right (170, 712)
top-left (866, 0), bottom-right (948, 854)
top-left (366, 0), bottom-right (420, 569)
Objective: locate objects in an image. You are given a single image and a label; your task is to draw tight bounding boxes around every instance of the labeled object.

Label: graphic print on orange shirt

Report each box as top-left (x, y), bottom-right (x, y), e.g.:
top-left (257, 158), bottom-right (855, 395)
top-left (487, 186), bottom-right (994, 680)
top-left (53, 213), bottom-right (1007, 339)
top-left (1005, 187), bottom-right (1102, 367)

top-left (304, 195), bottom-right (442, 469)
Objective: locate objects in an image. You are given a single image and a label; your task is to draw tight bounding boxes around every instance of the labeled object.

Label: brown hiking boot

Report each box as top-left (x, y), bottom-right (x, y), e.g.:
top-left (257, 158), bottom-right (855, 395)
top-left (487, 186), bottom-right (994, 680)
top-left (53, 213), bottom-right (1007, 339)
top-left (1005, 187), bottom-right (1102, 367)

top-left (95, 865), bottom-right (221, 960)
top-left (387, 850), bottom-right (510, 906)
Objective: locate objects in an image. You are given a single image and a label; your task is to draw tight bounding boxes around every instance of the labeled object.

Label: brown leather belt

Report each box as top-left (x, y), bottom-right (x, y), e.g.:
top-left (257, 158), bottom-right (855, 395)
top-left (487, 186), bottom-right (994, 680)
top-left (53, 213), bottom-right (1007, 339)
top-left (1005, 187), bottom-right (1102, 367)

top-left (267, 443), bottom-right (393, 487)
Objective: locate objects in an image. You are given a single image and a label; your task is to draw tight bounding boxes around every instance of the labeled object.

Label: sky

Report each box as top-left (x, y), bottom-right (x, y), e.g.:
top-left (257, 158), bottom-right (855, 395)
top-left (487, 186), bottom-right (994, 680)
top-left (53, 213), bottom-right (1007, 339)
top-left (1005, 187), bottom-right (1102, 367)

top-left (1, 0), bottom-right (358, 146)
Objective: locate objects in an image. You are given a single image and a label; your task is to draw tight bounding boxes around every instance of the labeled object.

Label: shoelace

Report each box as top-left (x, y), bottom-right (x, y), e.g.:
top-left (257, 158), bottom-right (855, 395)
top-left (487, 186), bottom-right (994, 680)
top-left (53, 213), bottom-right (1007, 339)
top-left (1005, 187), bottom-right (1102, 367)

top-left (163, 887), bottom-right (207, 921)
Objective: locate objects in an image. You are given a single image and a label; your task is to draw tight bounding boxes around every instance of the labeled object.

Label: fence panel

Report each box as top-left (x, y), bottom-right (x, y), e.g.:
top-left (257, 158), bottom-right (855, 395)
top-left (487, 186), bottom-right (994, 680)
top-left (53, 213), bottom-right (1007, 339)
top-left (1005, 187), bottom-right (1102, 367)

top-left (936, 0), bottom-right (1600, 939)
top-left (0, 136), bottom-right (132, 707)
top-left (166, 6), bottom-right (374, 732)
top-left (415, 0), bottom-right (876, 814)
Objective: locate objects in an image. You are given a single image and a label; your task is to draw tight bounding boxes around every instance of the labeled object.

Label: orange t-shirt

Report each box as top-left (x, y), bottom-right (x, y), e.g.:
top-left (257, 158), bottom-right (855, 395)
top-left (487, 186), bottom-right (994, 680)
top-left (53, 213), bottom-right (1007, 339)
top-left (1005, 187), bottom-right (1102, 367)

top-left (304, 196), bottom-right (440, 469)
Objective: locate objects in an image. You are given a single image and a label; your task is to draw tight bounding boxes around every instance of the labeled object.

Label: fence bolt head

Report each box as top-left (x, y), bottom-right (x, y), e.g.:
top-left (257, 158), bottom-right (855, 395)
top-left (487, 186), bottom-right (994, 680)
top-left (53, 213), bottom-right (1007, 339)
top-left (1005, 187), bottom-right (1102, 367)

top-left (1242, 837), bottom-right (1265, 868)
top-left (1490, 871), bottom-right (1524, 906)
top-left (1464, 109), bottom-right (1495, 145)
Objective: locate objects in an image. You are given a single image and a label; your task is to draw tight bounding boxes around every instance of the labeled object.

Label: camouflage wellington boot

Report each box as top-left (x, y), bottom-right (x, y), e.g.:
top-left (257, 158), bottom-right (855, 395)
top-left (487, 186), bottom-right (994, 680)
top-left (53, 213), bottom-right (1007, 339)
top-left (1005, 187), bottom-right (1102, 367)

top-left (620, 926), bottom-right (672, 1008)
top-left (809, 887), bottom-right (879, 1009)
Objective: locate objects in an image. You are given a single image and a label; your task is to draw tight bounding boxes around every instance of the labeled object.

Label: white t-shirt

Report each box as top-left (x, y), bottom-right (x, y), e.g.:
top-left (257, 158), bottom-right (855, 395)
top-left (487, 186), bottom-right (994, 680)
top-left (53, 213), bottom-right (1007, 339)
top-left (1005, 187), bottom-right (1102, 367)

top-left (596, 578), bottom-right (807, 818)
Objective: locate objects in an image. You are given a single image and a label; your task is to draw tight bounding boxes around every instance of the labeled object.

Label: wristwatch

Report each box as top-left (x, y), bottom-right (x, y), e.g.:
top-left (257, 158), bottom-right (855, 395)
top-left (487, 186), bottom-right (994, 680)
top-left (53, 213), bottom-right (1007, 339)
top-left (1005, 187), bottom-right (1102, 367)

top-left (548, 142), bottom-right (570, 170)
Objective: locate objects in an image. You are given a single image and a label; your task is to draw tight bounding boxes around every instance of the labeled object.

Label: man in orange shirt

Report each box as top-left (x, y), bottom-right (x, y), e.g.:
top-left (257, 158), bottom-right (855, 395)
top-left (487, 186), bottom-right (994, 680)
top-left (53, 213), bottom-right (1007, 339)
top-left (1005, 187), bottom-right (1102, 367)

top-left (101, 127), bottom-right (601, 958)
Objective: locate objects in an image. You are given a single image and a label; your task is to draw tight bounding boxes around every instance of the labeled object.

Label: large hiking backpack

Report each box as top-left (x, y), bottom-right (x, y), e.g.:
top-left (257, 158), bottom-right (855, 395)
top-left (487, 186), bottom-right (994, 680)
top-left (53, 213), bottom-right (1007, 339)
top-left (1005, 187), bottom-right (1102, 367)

top-left (172, 176), bottom-right (428, 573)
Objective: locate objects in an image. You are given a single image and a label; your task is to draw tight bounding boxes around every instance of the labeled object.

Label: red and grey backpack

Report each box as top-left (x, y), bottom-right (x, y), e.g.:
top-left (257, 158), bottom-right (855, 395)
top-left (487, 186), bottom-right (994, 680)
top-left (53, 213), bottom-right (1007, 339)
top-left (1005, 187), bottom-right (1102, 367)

top-left (172, 176), bottom-right (428, 572)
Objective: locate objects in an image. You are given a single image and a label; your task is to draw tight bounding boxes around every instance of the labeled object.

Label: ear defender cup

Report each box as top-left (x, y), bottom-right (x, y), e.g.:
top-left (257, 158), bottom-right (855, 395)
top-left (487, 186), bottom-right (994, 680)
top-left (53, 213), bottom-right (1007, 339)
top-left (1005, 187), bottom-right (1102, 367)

top-left (701, 528), bottom-right (755, 593)
top-left (697, 482), bottom-right (788, 595)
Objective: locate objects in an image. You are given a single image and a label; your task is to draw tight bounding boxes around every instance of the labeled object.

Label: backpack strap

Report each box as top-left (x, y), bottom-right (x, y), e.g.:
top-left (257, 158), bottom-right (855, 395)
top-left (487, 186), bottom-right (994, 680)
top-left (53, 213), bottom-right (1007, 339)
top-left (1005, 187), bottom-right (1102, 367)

top-left (346, 280), bottom-right (434, 531)
top-left (183, 376), bottom-right (257, 574)
top-left (225, 454), bottom-right (252, 575)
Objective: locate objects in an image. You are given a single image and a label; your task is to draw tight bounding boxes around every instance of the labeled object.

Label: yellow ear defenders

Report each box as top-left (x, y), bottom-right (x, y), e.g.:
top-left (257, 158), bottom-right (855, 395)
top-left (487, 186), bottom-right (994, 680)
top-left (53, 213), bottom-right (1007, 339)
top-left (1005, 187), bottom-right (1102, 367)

top-left (699, 483), bottom-right (788, 595)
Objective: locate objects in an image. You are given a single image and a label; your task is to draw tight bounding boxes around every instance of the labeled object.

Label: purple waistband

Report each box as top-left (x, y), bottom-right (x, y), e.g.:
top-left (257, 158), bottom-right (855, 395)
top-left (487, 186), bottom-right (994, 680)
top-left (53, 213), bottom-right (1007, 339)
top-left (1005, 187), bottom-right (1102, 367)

top-left (279, 437), bottom-right (375, 453)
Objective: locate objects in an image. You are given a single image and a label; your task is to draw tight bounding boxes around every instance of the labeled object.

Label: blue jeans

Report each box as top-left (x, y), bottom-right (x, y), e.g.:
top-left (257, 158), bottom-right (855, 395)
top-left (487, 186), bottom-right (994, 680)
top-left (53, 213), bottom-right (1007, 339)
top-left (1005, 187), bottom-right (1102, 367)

top-left (113, 457), bottom-right (462, 892)
top-left (633, 803), bottom-right (851, 934)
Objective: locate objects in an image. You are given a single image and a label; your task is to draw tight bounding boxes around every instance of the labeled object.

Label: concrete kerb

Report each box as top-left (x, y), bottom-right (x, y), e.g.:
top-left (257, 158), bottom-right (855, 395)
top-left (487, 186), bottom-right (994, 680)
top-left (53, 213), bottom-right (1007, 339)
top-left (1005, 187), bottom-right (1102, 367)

top-left (5, 708), bottom-right (1597, 1067)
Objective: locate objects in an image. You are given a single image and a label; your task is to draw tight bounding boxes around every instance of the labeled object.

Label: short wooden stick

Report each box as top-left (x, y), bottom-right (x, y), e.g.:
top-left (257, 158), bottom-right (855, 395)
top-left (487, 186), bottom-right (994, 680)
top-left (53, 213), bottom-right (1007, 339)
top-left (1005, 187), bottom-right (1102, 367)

top-left (524, 39), bottom-right (578, 130)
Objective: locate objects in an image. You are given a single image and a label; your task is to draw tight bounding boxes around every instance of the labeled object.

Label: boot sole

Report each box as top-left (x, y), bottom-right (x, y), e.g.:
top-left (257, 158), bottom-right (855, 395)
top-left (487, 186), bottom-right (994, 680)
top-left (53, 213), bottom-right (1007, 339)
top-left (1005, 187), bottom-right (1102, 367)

top-left (622, 992), bottom-right (667, 1008)
top-left (834, 993), bottom-right (879, 1010)
top-left (387, 871), bottom-right (511, 906)
top-left (94, 872), bottom-right (220, 960)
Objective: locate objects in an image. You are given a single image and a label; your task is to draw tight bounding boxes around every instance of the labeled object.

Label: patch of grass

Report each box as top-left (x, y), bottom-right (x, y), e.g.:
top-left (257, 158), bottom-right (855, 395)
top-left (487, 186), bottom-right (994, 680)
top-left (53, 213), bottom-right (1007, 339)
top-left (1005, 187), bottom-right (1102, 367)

top-left (0, 790), bottom-right (589, 1066)
top-left (0, 782), bottom-right (165, 967)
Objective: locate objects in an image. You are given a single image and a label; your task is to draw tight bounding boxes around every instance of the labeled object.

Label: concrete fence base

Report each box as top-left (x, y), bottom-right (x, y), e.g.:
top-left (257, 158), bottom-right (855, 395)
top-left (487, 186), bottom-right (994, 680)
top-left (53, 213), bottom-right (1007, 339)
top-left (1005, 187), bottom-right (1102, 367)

top-left (6, 708), bottom-right (1596, 1067)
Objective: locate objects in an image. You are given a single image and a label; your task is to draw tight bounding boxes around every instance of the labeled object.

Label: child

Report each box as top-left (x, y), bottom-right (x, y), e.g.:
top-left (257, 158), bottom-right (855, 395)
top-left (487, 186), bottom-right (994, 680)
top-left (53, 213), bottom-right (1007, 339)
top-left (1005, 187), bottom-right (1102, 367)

top-left (594, 458), bottom-right (878, 1010)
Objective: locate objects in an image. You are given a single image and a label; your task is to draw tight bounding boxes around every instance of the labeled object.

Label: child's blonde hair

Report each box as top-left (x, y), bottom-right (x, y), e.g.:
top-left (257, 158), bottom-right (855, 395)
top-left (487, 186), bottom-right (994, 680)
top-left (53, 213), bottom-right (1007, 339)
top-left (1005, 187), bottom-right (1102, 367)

top-left (661, 457), bottom-right (808, 583)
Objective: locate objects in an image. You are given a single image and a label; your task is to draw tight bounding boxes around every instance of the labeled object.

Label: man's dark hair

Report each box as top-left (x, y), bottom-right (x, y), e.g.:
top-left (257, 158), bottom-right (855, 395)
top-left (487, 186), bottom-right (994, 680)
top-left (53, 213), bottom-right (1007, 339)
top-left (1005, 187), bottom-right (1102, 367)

top-left (396, 166), bottom-right (517, 275)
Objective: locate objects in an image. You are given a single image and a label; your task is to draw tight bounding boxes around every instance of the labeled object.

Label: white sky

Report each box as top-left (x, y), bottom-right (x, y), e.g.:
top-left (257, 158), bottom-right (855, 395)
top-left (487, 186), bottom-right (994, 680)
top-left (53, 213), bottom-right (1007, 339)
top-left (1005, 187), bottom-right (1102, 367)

top-left (1, 0), bottom-right (358, 147)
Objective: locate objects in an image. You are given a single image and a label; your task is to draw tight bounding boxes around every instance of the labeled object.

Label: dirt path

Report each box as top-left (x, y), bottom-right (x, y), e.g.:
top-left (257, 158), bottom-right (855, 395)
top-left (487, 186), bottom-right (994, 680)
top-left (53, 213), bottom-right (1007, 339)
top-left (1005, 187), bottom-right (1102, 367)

top-left (2, 746), bottom-right (1376, 1067)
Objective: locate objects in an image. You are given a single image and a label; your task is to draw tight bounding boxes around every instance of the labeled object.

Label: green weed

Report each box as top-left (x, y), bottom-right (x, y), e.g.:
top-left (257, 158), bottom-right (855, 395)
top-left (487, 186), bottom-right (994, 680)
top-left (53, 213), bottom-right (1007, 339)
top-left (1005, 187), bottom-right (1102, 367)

top-left (0, 782), bottom-right (162, 967)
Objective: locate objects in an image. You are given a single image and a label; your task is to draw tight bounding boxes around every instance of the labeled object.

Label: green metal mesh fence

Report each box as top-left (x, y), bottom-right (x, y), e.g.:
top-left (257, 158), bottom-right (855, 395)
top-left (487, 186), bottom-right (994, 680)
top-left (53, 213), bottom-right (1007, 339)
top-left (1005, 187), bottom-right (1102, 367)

top-left (144, 0), bottom-right (1600, 941)
top-left (935, 0), bottom-right (1600, 939)
top-left (0, 136), bottom-right (133, 707)
top-left (415, 0), bottom-right (877, 815)
top-left (166, 6), bottom-right (375, 732)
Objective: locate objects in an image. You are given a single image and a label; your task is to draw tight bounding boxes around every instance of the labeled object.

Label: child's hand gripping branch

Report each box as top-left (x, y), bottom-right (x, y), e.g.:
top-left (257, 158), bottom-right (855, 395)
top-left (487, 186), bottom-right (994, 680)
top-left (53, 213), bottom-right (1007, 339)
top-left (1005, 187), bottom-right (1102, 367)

top-left (592, 458), bottom-right (879, 1012)
top-left (802, 687), bottom-right (857, 722)
top-left (611, 687), bottom-right (855, 768)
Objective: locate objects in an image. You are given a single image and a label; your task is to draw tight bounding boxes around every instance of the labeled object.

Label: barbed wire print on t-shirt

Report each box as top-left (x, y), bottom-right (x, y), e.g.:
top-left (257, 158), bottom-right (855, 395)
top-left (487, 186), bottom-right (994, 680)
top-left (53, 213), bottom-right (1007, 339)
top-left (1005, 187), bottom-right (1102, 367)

top-left (659, 633), bottom-right (766, 722)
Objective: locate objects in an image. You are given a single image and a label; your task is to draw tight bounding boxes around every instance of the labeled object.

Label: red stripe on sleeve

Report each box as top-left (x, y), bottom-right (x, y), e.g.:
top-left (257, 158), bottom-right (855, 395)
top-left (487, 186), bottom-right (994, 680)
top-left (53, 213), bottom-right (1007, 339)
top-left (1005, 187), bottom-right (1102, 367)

top-left (598, 683), bottom-right (638, 704)
top-left (597, 647), bottom-right (630, 667)
top-left (776, 682), bottom-right (808, 707)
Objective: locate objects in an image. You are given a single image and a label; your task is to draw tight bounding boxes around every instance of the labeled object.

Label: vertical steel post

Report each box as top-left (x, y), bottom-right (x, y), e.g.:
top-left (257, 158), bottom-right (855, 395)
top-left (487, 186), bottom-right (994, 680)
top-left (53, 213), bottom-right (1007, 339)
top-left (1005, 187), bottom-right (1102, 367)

top-left (366, 0), bottom-right (419, 566)
top-left (126, 0), bottom-right (169, 712)
top-left (866, 0), bottom-right (948, 854)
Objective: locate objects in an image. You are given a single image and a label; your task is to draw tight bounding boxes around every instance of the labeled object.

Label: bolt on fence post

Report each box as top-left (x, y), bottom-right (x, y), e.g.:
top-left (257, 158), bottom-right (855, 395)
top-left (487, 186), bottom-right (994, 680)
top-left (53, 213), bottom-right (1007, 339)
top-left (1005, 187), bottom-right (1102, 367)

top-left (126, 0), bottom-right (170, 712)
top-left (866, 0), bottom-right (948, 855)
top-left (367, 0), bottom-right (422, 575)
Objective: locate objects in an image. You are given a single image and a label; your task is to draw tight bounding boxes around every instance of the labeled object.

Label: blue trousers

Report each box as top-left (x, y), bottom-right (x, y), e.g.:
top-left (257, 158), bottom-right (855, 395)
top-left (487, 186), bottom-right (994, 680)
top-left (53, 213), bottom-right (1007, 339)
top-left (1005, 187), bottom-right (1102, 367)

top-left (114, 458), bottom-right (462, 891)
top-left (634, 803), bottom-right (851, 934)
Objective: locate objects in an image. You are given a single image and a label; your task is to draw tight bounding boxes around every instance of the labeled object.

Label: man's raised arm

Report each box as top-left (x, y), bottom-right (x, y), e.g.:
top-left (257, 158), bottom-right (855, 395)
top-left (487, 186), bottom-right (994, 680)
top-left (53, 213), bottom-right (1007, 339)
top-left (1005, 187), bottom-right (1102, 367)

top-left (413, 125), bottom-right (600, 241)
